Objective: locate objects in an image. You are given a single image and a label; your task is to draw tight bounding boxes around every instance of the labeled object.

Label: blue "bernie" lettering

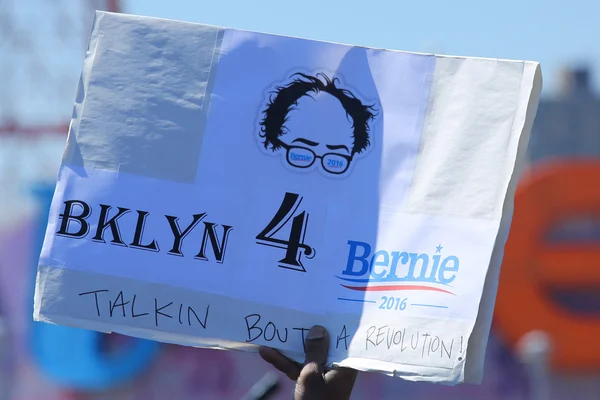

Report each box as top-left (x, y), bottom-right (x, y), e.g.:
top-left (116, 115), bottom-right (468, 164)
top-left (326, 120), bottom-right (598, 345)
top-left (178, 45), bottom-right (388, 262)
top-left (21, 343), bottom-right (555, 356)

top-left (342, 240), bottom-right (459, 284)
top-left (290, 152), bottom-right (313, 162)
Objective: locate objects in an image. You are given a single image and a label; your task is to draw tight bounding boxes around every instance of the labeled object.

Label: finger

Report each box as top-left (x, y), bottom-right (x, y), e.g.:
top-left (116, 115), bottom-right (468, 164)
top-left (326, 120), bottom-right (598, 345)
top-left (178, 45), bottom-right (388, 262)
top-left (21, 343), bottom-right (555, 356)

top-left (295, 365), bottom-right (326, 400)
top-left (258, 346), bottom-right (302, 381)
top-left (324, 367), bottom-right (358, 398)
top-left (324, 367), bottom-right (358, 383)
top-left (303, 325), bottom-right (329, 372)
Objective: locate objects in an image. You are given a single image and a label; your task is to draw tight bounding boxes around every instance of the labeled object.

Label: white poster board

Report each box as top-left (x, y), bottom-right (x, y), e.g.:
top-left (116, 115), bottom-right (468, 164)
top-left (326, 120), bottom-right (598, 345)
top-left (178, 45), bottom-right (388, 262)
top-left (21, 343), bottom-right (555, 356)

top-left (34, 11), bottom-right (542, 385)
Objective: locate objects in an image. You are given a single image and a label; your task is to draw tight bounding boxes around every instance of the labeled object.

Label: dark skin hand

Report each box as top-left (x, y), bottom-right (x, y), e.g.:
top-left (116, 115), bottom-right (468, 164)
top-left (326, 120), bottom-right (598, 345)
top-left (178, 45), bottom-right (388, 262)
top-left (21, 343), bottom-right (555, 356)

top-left (259, 325), bottom-right (357, 400)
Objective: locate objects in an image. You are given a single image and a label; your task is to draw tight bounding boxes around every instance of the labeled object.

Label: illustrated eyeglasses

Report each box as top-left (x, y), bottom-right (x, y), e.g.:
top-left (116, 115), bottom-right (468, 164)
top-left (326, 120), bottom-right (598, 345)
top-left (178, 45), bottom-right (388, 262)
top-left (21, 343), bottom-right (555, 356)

top-left (279, 143), bottom-right (353, 175)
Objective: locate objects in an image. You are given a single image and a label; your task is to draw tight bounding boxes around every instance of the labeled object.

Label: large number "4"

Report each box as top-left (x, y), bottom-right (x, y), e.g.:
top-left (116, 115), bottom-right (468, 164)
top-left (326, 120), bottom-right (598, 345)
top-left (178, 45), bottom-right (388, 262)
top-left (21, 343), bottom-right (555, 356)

top-left (256, 192), bottom-right (315, 272)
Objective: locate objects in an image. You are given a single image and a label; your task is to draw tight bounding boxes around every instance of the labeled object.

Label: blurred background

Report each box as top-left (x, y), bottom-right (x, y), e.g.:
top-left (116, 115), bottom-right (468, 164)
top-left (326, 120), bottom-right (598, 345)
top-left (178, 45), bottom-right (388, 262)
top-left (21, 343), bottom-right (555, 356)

top-left (0, 0), bottom-right (598, 399)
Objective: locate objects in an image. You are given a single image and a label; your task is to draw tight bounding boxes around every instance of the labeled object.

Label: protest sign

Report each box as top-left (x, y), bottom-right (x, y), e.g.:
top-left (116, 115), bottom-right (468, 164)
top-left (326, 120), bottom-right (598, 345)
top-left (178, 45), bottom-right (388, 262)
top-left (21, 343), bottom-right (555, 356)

top-left (33, 11), bottom-right (542, 385)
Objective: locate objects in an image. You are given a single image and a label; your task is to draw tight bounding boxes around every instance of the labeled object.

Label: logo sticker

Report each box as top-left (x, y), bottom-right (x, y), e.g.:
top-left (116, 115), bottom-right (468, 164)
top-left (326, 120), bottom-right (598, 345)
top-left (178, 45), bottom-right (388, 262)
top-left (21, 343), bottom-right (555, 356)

top-left (257, 72), bottom-right (378, 177)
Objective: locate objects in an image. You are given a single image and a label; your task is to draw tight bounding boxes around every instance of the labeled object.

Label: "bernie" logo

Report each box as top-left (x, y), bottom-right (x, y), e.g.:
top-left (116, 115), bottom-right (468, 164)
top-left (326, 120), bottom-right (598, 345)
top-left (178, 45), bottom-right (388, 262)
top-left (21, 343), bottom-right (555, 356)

top-left (336, 240), bottom-right (459, 295)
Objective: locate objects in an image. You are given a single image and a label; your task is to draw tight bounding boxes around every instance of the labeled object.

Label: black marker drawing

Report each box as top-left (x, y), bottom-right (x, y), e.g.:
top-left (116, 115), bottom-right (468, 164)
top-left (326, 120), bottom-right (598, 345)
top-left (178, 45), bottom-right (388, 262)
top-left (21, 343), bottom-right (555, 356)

top-left (259, 73), bottom-right (377, 175)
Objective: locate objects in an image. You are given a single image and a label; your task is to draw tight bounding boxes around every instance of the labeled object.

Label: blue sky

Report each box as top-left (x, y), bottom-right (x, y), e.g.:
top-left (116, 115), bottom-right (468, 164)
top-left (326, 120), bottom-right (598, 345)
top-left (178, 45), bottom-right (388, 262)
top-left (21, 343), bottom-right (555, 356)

top-left (126, 0), bottom-right (600, 95)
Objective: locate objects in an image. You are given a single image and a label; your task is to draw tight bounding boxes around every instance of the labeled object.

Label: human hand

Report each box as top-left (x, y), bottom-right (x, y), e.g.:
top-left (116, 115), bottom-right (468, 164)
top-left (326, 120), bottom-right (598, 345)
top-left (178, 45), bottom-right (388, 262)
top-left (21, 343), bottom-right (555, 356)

top-left (259, 325), bottom-right (357, 400)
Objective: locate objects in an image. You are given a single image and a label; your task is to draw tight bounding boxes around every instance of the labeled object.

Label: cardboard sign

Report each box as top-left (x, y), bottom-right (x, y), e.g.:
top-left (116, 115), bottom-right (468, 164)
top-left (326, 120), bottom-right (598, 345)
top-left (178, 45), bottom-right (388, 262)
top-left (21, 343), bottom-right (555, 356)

top-left (33, 11), bottom-right (542, 385)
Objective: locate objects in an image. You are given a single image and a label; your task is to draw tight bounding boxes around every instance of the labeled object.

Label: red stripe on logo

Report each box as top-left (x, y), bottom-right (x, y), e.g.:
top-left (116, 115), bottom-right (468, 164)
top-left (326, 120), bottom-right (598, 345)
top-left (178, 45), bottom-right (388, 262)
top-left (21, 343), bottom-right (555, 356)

top-left (341, 284), bottom-right (455, 295)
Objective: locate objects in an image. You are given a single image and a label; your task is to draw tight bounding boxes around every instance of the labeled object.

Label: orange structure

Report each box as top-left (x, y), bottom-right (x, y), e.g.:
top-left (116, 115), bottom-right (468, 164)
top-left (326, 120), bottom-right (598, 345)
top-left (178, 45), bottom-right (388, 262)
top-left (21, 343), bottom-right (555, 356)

top-left (495, 160), bottom-right (600, 370)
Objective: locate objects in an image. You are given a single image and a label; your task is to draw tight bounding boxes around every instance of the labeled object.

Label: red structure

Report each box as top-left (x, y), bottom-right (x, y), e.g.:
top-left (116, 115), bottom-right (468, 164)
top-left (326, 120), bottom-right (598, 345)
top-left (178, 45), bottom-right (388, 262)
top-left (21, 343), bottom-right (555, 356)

top-left (0, 0), bottom-right (121, 212)
top-left (0, 0), bottom-right (120, 138)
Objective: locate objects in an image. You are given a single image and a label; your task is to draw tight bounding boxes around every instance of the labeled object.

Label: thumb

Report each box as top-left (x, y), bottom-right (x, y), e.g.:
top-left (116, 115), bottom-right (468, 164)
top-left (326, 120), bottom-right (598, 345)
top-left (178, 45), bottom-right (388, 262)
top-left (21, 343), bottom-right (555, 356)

top-left (295, 325), bottom-right (329, 400)
top-left (303, 325), bottom-right (329, 370)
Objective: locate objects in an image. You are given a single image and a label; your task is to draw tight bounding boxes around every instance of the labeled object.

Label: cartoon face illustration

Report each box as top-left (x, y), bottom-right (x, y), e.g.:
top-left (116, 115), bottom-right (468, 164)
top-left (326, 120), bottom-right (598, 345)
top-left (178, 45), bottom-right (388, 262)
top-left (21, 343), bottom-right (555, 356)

top-left (259, 73), bottom-right (377, 175)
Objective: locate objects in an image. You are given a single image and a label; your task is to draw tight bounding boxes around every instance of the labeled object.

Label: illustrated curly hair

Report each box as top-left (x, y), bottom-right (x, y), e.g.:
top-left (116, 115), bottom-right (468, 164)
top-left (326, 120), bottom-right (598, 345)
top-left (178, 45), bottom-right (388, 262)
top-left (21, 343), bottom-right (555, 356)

top-left (259, 73), bottom-right (377, 155)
